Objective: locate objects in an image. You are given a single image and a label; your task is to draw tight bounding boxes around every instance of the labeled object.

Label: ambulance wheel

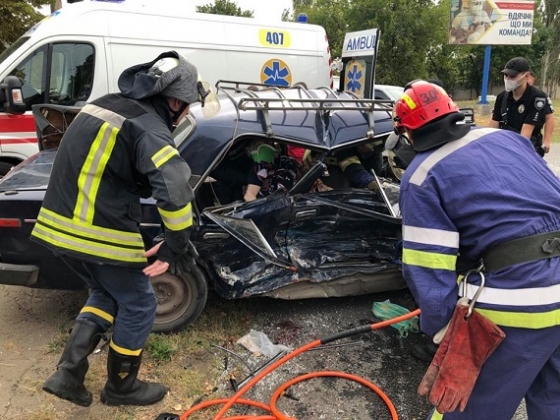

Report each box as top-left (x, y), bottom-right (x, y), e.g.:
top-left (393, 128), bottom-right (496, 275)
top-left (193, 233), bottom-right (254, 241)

top-left (0, 161), bottom-right (14, 178)
top-left (151, 264), bottom-right (208, 333)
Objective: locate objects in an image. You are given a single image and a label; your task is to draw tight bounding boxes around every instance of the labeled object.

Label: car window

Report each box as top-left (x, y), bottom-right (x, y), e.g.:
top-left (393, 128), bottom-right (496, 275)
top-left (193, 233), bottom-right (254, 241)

top-left (8, 42), bottom-right (94, 110)
top-left (374, 89), bottom-right (390, 100)
top-left (386, 87), bottom-right (404, 101)
top-left (9, 45), bottom-right (47, 110)
top-left (48, 43), bottom-right (94, 106)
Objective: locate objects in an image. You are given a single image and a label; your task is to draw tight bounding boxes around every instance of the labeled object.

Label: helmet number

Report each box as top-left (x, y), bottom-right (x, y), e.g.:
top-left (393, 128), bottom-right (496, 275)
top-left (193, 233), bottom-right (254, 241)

top-left (418, 88), bottom-right (440, 105)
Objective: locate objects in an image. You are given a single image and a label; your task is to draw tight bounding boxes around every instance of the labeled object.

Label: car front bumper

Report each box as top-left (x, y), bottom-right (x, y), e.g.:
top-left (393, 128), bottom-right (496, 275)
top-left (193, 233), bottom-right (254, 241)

top-left (0, 263), bottom-right (39, 286)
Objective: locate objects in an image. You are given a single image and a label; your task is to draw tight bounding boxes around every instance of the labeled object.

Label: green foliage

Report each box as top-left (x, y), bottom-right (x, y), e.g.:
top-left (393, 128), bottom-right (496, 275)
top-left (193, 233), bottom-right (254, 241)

top-left (286, 0), bottom-right (349, 59)
top-left (196, 0), bottom-right (253, 18)
top-left (0, 0), bottom-right (50, 55)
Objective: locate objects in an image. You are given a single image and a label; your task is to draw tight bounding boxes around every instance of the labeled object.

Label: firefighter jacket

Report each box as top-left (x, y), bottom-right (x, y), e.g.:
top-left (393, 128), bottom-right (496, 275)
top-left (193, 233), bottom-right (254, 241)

top-left (400, 127), bottom-right (560, 336)
top-left (31, 94), bottom-right (194, 267)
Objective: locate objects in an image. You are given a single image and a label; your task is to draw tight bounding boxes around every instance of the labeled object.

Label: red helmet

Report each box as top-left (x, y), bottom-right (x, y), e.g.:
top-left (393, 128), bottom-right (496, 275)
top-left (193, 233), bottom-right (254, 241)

top-left (393, 81), bottom-right (459, 131)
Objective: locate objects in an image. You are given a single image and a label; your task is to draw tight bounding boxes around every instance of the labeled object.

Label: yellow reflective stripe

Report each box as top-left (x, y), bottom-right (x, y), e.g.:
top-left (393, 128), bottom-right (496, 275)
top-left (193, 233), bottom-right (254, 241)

top-left (403, 248), bottom-right (457, 271)
top-left (429, 410), bottom-right (444, 420)
top-left (80, 306), bottom-right (114, 324)
top-left (475, 308), bottom-right (560, 329)
top-left (158, 203), bottom-right (193, 231)
top-left (38, 207), bottom-right (143, 246)
top-left (339, 156), bottom-right (361, 172)
top-left (110, 340), bottom-right (142, 356)
top-left (32, 224), bottom-right (147, 263)
top-left (151, 145), bottom-right (179, 168)
top-left (74, 123), bottom-right (119, 224)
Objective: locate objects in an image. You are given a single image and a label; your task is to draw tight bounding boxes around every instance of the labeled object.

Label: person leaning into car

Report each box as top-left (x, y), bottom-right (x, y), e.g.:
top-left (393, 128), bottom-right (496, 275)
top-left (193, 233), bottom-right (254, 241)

top-left (30, 51), bottom-right (217, 408)
top-left (489, 57), bottom-right (554, 156)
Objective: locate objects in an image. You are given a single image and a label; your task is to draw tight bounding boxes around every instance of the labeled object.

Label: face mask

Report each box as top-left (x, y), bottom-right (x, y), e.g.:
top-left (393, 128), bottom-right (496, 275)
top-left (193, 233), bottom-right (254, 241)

top-left (504, 73), bottom-right (526, 92)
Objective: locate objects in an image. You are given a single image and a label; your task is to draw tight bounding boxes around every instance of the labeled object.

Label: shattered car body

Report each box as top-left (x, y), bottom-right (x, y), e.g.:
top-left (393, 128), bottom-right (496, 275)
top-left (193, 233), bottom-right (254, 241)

top-left (0, 82), bottom-right (404, 333)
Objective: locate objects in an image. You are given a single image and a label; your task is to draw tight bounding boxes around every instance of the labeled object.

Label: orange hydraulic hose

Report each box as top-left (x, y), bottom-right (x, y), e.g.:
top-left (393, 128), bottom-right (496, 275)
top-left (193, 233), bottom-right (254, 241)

top-left (179, 308), bottom-right (421, 420)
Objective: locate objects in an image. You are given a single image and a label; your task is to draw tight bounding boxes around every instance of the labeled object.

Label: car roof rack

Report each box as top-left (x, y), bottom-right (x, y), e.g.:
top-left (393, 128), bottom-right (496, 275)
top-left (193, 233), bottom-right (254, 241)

top-left (215, 80), bottom-right (393, 138)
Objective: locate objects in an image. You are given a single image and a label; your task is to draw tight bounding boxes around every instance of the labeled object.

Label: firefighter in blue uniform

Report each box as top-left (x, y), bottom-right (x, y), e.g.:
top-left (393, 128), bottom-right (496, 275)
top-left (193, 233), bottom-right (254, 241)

top-left (395, 80), bottom-right (560, 419)
top-left (31, 51), bottom-right (217, 407)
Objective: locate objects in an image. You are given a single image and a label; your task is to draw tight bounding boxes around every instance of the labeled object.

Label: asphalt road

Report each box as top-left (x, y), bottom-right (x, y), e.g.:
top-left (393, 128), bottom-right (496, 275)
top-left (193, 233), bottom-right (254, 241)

top-left (2, 148), bottom-right (558, 419)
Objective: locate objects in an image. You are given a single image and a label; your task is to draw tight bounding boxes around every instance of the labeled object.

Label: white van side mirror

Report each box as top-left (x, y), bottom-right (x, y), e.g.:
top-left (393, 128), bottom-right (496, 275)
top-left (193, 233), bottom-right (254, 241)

top-left (0, 76), bottom-right (26, 115)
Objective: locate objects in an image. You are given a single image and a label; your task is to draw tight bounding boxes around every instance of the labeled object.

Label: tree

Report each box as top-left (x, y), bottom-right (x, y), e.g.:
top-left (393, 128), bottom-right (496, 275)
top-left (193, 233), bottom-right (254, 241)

top-left (288, 0), bottom-right (349, 60)
top-left (540, 0), bottom-right (560, 96)
top-left (0, 0), bottom-right (50, 54)
top-left (196, 0), bottom-right (253, 18)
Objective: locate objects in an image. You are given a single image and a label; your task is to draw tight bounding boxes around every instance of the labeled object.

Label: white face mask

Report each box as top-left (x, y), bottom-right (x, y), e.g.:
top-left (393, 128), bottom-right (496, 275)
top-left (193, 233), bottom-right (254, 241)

top-left (504, 73), bottom-right (526, 92)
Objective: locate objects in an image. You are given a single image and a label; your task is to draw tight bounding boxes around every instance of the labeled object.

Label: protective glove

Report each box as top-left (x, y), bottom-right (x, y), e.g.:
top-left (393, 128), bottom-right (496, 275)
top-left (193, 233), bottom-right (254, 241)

top-left (156, 240), bottom-right (199, 277)
top-left (418, 303), bottom-right (506, 413)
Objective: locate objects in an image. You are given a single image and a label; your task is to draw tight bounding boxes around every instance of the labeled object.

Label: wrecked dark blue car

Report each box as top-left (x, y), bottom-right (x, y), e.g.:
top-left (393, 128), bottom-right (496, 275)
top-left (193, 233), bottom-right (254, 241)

top-left (0, 82), bottom-right (404, 333)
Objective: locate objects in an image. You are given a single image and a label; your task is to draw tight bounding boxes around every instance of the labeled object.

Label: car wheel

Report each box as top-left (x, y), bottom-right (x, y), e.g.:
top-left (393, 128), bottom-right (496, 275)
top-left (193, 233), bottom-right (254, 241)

top-left (0, 161), bottom-right (14, 178)
top-left (150, 264), bottom-right (208, 334)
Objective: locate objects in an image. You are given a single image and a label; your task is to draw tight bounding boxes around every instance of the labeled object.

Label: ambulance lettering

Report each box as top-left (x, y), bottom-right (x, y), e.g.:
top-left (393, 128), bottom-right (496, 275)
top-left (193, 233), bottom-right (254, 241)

top-left (259, 29), bottom-right (291, 48)
top-left (260, 59), bottom-right (292, 87)
top-left (345, 35), bottom-right (376, 52)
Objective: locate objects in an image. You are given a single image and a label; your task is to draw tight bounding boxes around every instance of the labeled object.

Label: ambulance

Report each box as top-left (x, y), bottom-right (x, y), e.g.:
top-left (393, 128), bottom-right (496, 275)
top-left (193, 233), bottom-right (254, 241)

top-left (0, 0), bottom-right (333, 176)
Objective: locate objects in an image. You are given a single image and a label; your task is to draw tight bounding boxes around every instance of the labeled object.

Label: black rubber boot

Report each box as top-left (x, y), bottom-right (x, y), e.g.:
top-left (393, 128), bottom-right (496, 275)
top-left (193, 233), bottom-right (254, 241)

top-left (406, 333), bottom-right (439, 362)
top-left (100, 347), bottom-right (167, 406)
top-left (42, 318), bottom-right (104, 407)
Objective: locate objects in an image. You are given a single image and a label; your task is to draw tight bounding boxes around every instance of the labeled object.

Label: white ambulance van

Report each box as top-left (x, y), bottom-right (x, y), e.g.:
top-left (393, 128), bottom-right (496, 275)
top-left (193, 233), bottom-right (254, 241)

top-left (0, 0), bottom-right (332, 176)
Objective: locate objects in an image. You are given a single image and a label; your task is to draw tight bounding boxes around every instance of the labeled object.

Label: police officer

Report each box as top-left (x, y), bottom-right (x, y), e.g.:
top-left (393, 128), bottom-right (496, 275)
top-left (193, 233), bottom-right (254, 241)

top-left (490, 57), bottom-right (554, 157)
top-left (32, 51), bottom-right (217, 407)
top-left (527, 70), bottom-right (555, 154)
top-left (395, 80), bottom-right (560, 419)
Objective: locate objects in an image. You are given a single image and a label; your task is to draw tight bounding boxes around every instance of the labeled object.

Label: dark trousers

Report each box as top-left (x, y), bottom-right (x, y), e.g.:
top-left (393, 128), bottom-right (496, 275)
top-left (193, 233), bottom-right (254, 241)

top-left (62, 257), bottom-right (157, 354)
top-left (427, 325), bottom-right (560, 419)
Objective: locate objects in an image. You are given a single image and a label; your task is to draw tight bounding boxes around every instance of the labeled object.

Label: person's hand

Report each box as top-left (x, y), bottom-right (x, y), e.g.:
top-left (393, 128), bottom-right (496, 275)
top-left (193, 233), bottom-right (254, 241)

top-left (544, 144), bottom-right (551, 154)
top-left (143, 241), bottom-right (170, 277)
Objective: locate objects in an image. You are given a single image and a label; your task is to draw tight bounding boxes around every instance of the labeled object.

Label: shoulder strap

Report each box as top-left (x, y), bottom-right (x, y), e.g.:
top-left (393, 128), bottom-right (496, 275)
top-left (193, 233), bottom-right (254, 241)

top-left (500, 92), bottom-right (508, 128)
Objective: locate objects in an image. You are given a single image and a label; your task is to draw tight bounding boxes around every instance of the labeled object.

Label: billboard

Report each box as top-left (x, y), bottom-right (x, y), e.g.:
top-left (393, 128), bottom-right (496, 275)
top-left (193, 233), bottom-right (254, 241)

top-left (449, 0), bottom-right (534, 45)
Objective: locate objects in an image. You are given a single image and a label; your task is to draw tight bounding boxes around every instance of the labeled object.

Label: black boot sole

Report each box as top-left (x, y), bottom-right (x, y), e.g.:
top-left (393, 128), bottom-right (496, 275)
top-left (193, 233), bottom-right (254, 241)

top-left (43, 378), bottom-right (92, 407)
top-left (100, 388), bottom-right (167, 406)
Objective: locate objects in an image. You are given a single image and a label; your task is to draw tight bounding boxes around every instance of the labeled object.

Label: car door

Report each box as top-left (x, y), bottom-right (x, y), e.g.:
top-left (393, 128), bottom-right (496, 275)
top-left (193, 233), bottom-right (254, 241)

top-left (194, 193), bottom-right (296, 299)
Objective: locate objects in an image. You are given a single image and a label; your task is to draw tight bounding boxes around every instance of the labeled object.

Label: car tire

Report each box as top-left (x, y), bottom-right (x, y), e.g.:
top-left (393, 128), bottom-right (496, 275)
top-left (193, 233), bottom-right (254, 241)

top-left (150, 264), bottom-right (208, 334)
top-left (0, 161), bottom-right (14, 178)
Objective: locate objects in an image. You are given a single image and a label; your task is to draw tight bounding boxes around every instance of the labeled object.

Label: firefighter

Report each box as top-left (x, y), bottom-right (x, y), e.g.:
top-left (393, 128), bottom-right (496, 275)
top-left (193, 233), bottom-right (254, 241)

top-left (395, 80), bottom-right (560, 419)
top-left (32, 51), bottom-right (217, 407)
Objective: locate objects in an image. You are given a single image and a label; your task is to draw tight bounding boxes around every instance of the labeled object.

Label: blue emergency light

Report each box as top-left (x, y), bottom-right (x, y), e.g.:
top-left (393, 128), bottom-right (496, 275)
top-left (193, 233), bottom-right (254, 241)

top-left (297, 13), bottom-right (308, 23)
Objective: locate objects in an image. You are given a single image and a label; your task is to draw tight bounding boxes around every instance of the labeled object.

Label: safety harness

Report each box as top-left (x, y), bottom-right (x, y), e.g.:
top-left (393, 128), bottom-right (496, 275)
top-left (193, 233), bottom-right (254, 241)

top-left (459, 230), bottom-right (560, 274)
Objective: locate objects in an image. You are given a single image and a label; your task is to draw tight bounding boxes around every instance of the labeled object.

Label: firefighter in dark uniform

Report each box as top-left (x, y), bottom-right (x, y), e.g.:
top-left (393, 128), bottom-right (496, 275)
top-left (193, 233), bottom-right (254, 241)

top-left (490, 57), bottom-right (555, 157)
top-left (31, 51), bottom-right (218, 407)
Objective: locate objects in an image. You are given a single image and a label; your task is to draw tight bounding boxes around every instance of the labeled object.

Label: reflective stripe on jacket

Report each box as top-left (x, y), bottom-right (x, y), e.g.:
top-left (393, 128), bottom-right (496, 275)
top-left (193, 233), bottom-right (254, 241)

top-left (31, 94), bottom-right (194, 266)
top-left (400, 127), bottom-right (560, 335)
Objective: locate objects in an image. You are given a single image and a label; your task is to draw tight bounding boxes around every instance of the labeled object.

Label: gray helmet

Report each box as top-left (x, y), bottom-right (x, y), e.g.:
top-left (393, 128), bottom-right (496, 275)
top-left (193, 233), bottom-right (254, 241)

top-left (118, 50), bottom-right (205, 105)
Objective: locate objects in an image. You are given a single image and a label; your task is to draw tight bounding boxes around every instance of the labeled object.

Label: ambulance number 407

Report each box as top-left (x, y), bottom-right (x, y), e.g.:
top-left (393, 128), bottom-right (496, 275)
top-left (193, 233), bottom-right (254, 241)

top-left (259, 30), bottom-right (291, 48)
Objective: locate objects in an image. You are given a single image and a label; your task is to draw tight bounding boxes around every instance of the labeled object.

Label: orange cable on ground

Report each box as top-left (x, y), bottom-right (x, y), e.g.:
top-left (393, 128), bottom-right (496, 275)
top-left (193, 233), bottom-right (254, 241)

top-left (179, 308), bottom-right (421, 420)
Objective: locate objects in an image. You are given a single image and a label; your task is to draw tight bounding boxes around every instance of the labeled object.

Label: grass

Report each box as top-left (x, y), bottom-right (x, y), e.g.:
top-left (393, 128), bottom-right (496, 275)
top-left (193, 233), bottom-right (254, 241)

top-left (456, 98), bottom-right (560, 144)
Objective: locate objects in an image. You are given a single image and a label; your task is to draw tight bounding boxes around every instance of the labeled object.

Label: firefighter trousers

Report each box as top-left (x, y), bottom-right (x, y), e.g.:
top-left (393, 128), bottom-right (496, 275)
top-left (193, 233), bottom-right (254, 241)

top-left (62, 256), bottom-right (157, 354)
top-left (427, 325), bottom-right (560, 420)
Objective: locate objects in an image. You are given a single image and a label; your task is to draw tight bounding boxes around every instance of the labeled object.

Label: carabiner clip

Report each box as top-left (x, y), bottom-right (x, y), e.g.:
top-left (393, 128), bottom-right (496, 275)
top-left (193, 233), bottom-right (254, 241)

top-left (461, 265), bottom-right (485, 318)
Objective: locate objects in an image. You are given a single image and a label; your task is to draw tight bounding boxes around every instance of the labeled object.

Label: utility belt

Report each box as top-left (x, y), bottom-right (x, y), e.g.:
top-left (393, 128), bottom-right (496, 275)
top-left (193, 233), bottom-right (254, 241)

top-left (458, 230), bottom-right (560, 274)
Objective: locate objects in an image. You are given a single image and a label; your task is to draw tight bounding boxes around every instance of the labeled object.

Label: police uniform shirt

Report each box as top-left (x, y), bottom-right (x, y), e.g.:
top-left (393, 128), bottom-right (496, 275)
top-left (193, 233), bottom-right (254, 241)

top-left (492, 85), bottom-right (552, 139)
